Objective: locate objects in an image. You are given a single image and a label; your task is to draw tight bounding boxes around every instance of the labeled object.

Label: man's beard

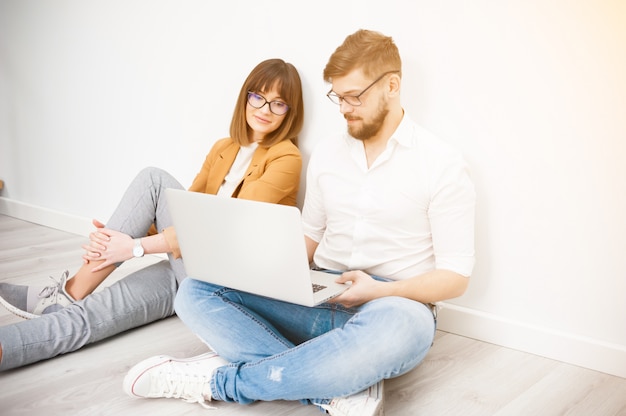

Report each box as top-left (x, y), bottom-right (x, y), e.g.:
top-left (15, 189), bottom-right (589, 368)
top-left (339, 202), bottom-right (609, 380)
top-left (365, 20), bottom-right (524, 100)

top-left (346, 101), bottom-right (389, 141)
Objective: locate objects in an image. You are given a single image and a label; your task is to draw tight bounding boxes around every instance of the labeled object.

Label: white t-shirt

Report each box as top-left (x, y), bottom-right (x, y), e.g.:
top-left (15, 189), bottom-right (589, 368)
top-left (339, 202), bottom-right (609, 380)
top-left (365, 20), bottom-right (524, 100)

top-left (302, 115), bottom-right (475, 280)
top-left (217, 142), bottom-right (259, 197)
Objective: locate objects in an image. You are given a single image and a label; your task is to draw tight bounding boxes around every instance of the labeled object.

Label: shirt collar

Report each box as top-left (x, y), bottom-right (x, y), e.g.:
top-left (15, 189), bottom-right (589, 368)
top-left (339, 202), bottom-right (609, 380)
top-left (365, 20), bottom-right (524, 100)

top-left (388, 112), bottom-right (415, 149)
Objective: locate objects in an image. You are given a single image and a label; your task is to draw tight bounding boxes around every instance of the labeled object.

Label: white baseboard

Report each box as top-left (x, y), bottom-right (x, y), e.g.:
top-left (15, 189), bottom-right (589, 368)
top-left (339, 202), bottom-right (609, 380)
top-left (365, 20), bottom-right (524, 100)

top-left (437, 302), bottom-right (626, 379)
top-left (0, 196), bottom-right (93, 236)
top-left (1, 196), bottom-right (625, 379)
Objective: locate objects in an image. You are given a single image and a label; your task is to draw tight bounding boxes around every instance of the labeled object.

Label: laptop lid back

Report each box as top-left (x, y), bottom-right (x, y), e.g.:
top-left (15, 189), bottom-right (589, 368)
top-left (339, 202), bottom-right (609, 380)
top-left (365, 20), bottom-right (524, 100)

top-left (166, 189), bottom-right (317, 306)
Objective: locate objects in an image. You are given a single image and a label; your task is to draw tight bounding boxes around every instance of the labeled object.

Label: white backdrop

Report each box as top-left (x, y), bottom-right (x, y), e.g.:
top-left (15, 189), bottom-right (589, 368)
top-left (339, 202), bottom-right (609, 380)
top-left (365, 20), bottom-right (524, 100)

top-left (1, 0), bottom-right (625, 377)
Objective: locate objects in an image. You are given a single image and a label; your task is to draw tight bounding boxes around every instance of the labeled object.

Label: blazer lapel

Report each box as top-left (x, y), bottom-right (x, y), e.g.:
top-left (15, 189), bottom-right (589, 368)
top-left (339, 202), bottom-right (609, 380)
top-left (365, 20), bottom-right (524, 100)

top-left (204, 142), bottom-right (240, 194)
top-left (232, 145), bottom-right (268, 197)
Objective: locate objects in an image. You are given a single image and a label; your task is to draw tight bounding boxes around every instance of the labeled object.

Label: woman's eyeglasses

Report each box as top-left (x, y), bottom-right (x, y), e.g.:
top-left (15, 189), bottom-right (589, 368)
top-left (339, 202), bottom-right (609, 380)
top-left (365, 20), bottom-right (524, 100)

top-left (247, 92), bottom-right (290, 116)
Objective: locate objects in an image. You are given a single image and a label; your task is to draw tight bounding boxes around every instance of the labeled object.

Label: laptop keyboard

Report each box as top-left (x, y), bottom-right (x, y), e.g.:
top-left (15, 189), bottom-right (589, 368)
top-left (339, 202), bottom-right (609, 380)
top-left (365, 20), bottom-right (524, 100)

top-left (312, 283), bottom-right (327, 293)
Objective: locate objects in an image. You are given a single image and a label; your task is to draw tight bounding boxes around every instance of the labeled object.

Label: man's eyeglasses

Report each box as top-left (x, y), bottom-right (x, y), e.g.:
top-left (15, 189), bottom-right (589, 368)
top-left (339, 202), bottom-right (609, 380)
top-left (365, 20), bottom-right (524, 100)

top-left (247, 92), bottom-right (290, 116)
top-left (326, 71), bottom-right (400, 106)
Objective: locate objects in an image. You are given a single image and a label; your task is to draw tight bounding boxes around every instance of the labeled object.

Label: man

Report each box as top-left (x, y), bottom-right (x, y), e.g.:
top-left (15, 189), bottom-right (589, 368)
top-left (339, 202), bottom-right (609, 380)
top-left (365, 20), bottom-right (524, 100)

top-left (124, 29), bottom-right (475, 416)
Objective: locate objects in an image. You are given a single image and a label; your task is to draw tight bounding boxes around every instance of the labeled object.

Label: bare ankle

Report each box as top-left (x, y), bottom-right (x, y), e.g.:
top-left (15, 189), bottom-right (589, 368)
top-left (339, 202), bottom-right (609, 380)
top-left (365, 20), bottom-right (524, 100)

top-left (65, 263), bottom-right (115, 300)
top-left (65, 277), bottom-right (88, 300)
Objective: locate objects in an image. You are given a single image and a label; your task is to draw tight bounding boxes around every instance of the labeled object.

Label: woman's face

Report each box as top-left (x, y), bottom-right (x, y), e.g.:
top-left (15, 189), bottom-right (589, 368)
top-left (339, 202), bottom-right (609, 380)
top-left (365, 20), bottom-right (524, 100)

top-left (246, 86), bottom-right (289, 143)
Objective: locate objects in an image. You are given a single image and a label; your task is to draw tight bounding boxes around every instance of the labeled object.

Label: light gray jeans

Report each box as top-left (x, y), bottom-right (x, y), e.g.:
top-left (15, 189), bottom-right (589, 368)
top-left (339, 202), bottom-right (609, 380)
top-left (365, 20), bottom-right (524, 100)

top-left (0, 167), bottom-right (186, 371)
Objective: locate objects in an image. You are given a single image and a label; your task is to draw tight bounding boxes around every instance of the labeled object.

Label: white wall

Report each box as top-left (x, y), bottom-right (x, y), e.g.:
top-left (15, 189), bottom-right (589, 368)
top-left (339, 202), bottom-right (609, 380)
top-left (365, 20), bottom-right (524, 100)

top-left (1, 0), bottom-right (624, 378)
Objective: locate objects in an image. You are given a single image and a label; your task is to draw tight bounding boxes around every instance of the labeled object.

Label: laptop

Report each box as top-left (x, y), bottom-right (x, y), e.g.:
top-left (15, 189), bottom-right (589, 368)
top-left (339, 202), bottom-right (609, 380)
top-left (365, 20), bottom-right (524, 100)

top-left (165, 188), bottom-right (349, 306)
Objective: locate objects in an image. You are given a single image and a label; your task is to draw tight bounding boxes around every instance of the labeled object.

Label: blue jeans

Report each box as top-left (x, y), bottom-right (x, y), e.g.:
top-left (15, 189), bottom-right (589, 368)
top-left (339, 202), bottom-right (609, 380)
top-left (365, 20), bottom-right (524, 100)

top-left (174, 277), bottom-right (436, 405)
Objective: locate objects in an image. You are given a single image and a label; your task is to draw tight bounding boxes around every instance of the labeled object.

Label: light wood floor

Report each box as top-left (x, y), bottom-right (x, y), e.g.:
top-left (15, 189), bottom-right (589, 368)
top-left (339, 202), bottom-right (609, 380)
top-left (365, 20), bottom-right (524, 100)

top-left (0, 214), bottom-right (625, 415)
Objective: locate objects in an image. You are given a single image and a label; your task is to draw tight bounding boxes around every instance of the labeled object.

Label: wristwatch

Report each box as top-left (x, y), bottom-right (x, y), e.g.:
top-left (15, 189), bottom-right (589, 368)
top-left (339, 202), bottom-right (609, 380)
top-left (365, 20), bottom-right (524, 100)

top-left (133, 238), bottom-right (144, 258)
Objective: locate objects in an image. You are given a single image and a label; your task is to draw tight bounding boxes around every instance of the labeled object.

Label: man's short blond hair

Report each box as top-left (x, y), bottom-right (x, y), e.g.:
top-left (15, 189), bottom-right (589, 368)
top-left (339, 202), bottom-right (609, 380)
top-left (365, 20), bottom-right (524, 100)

top-left (323, 29), bottom-right (402, 83)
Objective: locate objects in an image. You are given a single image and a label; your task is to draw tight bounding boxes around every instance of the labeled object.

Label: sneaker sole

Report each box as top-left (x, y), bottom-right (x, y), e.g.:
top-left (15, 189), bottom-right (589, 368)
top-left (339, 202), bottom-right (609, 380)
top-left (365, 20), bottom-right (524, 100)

top-left (0, 295), bottom-right (39, 320)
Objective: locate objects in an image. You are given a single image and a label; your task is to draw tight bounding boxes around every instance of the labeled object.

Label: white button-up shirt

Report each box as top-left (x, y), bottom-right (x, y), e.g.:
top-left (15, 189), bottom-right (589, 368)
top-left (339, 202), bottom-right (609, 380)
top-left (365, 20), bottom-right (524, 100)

top-left (302, 115), bottom-right (475, 281)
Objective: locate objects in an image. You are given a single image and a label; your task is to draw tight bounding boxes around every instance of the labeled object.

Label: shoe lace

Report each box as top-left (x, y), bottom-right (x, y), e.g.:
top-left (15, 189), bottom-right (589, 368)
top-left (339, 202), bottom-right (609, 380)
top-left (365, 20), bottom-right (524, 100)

top-left (326, 387), bottom-right (381, 416)
top-left (38, 271), bottom-right (70, 300)
top-left (151, 367), bottom-right (215, 409)
top-left (331, 396), bottom-right (369, 415)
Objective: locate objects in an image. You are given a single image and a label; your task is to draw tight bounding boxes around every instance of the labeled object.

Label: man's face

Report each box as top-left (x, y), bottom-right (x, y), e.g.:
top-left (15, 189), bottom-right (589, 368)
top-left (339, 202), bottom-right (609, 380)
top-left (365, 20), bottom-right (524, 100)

top-left (330, 70), bottom-right (390, 141)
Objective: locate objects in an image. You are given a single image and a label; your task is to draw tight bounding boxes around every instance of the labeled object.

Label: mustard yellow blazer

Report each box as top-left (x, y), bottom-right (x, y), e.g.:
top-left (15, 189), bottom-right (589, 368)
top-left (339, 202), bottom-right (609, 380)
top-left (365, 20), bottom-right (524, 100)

top-left (188, 137), bottom-right (301, 206)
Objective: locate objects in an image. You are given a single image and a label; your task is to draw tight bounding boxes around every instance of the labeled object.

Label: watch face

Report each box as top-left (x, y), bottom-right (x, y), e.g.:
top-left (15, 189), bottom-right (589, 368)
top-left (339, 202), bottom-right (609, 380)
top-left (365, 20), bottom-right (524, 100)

top-left (133, 241), bottom-right (144, 257)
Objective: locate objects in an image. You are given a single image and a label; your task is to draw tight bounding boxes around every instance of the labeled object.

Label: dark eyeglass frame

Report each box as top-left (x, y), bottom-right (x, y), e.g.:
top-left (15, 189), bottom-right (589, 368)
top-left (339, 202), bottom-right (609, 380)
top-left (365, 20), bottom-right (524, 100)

top-left (326, 70), bottom-right (400, 106)
top-left (247, 91), bottom-right (290, 116)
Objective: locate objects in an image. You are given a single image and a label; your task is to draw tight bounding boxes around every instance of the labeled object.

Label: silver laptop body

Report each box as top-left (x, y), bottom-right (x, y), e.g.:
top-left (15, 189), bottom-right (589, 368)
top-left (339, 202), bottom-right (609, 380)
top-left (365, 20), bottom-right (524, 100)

top-left (165, 188), bottom-right (348, 306)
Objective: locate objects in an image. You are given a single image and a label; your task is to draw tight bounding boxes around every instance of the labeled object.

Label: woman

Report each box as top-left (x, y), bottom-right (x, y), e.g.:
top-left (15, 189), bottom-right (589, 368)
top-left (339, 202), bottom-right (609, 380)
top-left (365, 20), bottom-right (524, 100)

top-left (0, 58), bottom-right (305, 371)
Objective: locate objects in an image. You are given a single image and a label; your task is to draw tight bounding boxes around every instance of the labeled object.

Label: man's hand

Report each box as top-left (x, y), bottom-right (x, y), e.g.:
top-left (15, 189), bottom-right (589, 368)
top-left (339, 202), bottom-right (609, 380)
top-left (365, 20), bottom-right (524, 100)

top-left (329, 270), bottom-right (388, 308)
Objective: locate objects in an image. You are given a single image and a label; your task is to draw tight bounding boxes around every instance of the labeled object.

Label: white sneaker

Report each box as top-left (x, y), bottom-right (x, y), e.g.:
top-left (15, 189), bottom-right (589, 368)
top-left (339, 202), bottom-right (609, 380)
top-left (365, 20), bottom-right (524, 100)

top-left (321, 380), bottom-right (384, 416)
top-left (123, 352), bottom-right (228, 409)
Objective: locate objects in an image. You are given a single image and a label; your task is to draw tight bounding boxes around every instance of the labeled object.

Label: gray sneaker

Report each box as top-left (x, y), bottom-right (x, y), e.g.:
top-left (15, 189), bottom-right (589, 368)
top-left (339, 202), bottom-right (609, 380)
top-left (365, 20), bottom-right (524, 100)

top-left (0, 270), bottom-right (75, 319)
top-left (320, 380), bottom-right (384, 416)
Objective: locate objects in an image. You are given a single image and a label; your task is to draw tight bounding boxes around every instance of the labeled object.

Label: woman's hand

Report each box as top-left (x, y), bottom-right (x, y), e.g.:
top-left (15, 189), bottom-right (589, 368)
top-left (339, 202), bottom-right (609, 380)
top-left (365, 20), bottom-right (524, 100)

top-left (82, 219), bottom-right (134, 272)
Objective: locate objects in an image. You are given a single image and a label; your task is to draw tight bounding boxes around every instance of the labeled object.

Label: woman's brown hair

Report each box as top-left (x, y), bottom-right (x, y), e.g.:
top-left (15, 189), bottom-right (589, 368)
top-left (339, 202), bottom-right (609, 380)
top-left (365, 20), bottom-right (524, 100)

top-left (230, 58), bottom-right (304, 148)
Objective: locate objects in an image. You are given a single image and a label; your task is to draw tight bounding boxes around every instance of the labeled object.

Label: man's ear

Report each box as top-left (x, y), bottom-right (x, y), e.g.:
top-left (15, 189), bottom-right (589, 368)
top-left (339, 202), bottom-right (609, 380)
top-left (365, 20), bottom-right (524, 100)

top-left (387, 73), bottom-right (401, 97)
